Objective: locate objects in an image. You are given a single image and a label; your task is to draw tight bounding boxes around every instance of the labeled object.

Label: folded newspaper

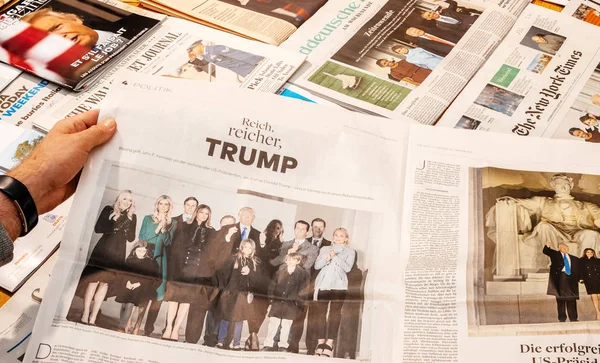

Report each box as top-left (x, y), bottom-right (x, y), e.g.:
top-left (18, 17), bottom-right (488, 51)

top-left (280, 0), bottom-right (531, 123)
top-left (0, 0), bottom-right (165, 91)
top-left (0, 123), bottom-right (70, 292)
top-left (437, 1), bottom-right (600, 140)
top-left (28, 16), bottom-right (306, 132)
top-left (23, 74), bottom-right (600, 363)
top-left (138, 0), bottom-right (328, 45)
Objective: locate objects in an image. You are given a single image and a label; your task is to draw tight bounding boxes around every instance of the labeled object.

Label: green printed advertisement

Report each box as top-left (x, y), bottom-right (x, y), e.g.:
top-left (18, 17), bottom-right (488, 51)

top-left (491, 65), bottom-right (520, 88)
top-left (308, 61), bottom-right (411, 111)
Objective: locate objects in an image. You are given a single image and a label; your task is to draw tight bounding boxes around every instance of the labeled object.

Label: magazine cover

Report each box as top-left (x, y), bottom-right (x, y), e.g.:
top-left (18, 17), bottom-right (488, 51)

top-left (0, 0), bottom-right (164, 90)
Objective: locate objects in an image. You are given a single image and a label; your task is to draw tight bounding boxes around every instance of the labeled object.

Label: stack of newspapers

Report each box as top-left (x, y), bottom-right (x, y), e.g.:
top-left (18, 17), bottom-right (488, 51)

top-left (1, 0), bottom-right (600, 362)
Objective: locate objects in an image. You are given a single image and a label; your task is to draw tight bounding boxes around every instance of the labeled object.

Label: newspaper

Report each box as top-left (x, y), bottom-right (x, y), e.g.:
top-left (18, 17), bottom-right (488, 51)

top-left (437, 1), bottom-right (600, 140)
top-left (0, 0), bottom-right (165, 91)
top-left (139, 0), bottom-right (328, 45)
top-left (0, 123), bottom-right (70, 291)
top-left (24, 74), bottom-right (409, 362)
top-left (22, 75), bottom-right (600, 362)
top-left (0, 63), bottom-right (21, 90)
top-left (280, 0), bottom-right (530, 123)
top-left (277, 83), bottom-right (338, 105)
top-left (33, 16), bottom-right (306, 132)
top-left (0, 254), bottom-right (57, 363)
top-left (0, 73), bottom-right (69, 129)
top-left (395, 125), bottom-right (600, 362)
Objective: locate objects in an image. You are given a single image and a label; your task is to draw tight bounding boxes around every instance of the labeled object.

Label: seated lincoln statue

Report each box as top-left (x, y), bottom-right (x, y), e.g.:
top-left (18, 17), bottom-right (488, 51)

top-left (486, 173), bottom-right (600, 275)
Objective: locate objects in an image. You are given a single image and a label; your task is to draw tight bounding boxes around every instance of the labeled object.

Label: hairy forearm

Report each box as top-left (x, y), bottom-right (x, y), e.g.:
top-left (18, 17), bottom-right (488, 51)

top-left (0, 193), bottom-right (22, 241)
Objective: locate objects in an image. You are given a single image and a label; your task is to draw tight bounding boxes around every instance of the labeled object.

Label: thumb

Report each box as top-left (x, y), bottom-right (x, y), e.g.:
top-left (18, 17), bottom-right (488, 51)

top-left (77, 118), bottom-right (117, 152)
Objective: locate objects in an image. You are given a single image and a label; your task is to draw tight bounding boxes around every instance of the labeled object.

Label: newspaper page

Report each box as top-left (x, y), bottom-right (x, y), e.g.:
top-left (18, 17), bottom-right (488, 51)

top-left (139, 0), bottom-right (328, 46)
top-left (0, 63), bottom-right (21, 90)
top-left (33, 16), bottom-right (306, 132)
top-left (278, 83), bottom-right (339, 105)
top-left (280, 0), bottom-right (530, 123)
top-left (23, 74), bottom-right (410, 362)
top-left (395, 124), bottom-right (600, 363)
top-left (0, 74), bottom-right (69, 129)
top-left (437, 2), bottom-right (600, 139)
top-left (0, 254), bottom-right (57, 363)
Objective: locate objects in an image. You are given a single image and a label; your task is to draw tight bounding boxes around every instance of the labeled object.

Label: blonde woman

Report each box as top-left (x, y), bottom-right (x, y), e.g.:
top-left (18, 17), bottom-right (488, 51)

top-left (79, 190), bottom-right (137, 326)
top-left (139, 195), bottom-right (177, 335)
top-left (312, 228), bottom-right (356, 357)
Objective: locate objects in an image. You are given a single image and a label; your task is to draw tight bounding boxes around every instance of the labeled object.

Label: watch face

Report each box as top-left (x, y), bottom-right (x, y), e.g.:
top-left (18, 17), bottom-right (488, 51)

top-left (0, 123), bottom-right (44, 172)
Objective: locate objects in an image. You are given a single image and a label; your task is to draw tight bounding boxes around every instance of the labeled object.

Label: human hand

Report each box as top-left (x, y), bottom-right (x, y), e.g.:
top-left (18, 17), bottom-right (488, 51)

top-left (259, 232), bottom-right (267, 247)
top-left (329, 249), bottom-right (336, 258)
top-left (226, 226), bottom-right (238, 240)
top-left (8, 110), bottom-right (116, 216)
top-left (241, 265), bottom-right (250, 275)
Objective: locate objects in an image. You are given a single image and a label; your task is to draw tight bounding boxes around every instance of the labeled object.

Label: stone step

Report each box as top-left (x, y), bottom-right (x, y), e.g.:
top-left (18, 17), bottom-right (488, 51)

top-left (527, 272), bottom-right (549, 280)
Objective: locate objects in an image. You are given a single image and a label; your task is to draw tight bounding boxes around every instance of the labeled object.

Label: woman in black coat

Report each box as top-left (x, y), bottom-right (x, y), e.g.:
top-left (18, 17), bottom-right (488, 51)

top-left (580, 248), bottom-right (600, 320)
top-left (79, 190), bottom-right (137, 326)
top-left (115, 241), bottom-right (161, 334)
top-left (244, 219), bottom-right (283, 350)
top-left (163, 204), bottom-right (215, 341)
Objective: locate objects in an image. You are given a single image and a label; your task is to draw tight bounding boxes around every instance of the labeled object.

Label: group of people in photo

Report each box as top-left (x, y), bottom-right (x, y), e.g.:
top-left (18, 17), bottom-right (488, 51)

top-left (377, 0), bottom-right (482, 85)
top-left (543, 243), bottom-right (600, 321)
top-left (70, 190), bottom-right (363, 358)
top-left (569, 112), bottom-right (600, 143)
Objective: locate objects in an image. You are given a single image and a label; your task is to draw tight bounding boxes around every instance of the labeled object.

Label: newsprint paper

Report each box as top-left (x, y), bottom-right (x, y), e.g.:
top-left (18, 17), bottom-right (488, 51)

top-left (281, 0), bottom-right (530, 123)
top-left (24, 74), bottom-right (409, 362)
top-left (23, 75), bottom-right (600, 363)
top-left (438, 1), bottom-right (600, 141)
top-left (33, 16), bottom-right (306, 132)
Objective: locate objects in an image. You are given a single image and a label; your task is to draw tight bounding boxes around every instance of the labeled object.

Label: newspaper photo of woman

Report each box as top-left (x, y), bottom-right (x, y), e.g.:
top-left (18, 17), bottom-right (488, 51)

top-left (78, 190), bottom-right (137, 326)
top-left (163, 204), bottom-right (215, 341)
top-left (312, 228), bottom-right (356, 357)
top-left (580, 248), bottom-right (600, 320)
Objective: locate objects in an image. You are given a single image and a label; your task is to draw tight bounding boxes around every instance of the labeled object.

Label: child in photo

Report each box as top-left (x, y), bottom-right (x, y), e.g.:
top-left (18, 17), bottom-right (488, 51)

top-left (115, 241), bottom-right (160, 335)
top-left (261, 252), bottom-right (309, 352)
top-left (215, 239), bottom-right (262, 350)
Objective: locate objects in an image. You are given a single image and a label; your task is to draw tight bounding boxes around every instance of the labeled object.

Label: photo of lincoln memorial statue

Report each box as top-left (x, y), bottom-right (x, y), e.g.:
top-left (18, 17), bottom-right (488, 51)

top-left (467, 167), bottom-right (600, 336)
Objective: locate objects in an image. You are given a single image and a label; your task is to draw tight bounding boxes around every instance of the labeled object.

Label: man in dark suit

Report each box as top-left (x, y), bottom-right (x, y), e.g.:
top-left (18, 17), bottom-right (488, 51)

top-left (422, 0), bottom-right (480, 32)
top-left (144, 196), bottom-right (198, 337)
top-left (226, 207), bottom-right (261, 253)
top-left (270, 220), bottom-right (319, 353)
top-left (543, 243), bottom-right (580, 322)
top-left (305, 218), bottom-right (330, 355)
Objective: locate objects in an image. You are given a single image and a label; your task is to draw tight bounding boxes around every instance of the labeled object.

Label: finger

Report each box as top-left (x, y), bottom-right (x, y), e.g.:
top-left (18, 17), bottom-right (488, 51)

top-left (54, 109), bottom-right (101, 134)
top-left (76, 118), bottom-right (117, 152)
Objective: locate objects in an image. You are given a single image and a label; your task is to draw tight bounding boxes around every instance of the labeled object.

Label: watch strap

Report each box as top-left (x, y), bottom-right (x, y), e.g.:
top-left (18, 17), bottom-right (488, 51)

top-left (0, 175), bottom-right (38, 237)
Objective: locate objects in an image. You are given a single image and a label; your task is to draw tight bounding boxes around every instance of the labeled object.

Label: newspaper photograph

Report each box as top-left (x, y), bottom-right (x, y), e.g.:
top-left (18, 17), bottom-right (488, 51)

top-left (437, 2), bottom-right (600, 137)
top-left (281, 0), bottom-right (529, 123)
top-left (138, 0), bottom-right (329, 45)
top-left (34, 16), bottom-right (306, 132)
top-left (23, 74), bottom-right (408, 362)
top-left (395, 125), bottom-right (600, 363)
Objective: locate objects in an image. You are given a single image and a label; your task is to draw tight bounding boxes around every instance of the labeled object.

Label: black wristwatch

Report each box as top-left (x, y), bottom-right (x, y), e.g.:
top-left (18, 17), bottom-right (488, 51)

top-left (0, 175), bottom-right (38, 237)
